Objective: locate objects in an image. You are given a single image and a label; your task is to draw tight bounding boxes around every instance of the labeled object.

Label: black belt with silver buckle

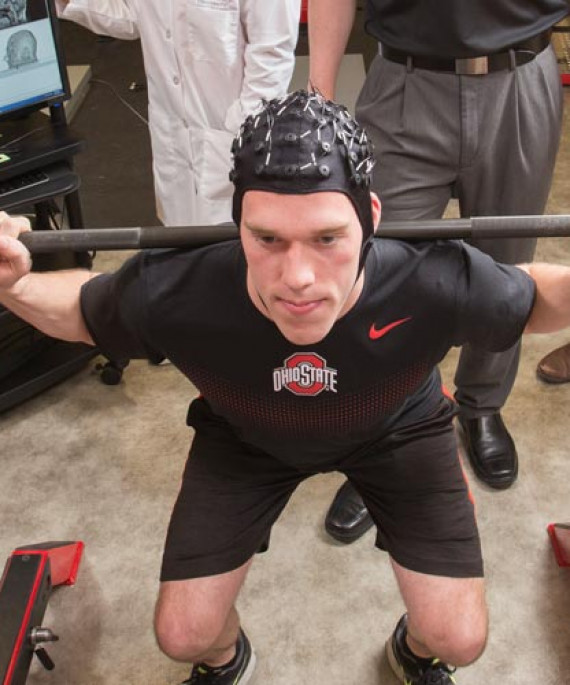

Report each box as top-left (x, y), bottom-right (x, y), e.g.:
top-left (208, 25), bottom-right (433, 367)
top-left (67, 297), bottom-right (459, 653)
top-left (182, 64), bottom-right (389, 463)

top-left (382, 29), bottom-right (552, 75)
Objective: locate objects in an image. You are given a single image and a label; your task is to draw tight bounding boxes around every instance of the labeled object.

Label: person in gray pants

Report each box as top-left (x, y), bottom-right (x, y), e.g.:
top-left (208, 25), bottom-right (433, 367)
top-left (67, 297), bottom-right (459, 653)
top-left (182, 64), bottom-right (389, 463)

top-left (309, 0), bottom-right (567, 542)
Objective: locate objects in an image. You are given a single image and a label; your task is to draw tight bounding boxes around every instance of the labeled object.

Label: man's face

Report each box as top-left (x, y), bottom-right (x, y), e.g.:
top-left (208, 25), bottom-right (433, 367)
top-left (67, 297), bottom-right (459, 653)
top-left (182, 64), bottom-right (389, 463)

top-left (241, 190), bottom-right (375, 346)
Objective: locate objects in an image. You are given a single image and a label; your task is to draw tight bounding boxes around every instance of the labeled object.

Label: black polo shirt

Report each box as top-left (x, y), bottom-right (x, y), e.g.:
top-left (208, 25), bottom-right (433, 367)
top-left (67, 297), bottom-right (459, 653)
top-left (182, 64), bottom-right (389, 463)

top-left (365, 0), bottom-right (569, 58)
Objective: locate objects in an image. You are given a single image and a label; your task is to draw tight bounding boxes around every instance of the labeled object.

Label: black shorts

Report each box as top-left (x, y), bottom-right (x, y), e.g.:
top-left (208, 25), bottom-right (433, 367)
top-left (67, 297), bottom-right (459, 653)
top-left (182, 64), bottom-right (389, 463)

top-left (160, 397), bottom-right (482, 581)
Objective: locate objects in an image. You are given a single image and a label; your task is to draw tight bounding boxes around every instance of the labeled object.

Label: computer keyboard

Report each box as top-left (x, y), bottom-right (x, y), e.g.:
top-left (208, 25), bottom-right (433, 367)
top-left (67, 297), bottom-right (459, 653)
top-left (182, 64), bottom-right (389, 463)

top-left (0, 170), bottom-right (49, 199)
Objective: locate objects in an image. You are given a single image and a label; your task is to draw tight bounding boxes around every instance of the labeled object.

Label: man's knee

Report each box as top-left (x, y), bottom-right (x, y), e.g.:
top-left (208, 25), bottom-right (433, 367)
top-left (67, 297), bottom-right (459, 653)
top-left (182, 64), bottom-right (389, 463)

top-left (413, 610), bottom-right (488, 666)
top-left (154, 594), bottom-right (224, 662)
top-left (154, 561), bottom-right (251, 662)
top-left (432, 620), bottom-right (487, 666)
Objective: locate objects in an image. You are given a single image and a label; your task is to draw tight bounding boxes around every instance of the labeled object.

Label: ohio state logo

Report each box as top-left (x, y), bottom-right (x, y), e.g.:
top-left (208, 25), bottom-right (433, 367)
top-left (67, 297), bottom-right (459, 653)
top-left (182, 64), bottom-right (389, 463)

top-left (273, 353), bottom-right (338, 396)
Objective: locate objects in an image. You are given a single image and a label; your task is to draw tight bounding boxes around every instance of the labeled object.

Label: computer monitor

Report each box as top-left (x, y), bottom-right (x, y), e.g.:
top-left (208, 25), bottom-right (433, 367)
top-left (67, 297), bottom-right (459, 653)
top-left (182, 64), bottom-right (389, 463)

top-left (0, 0), bottom-right (70, 120)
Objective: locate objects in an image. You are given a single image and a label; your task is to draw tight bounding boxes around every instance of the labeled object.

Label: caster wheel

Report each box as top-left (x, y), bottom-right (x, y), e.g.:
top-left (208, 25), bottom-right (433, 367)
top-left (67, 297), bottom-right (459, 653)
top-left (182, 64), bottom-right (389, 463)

top-left (96, 362), bottom-right (123, 385)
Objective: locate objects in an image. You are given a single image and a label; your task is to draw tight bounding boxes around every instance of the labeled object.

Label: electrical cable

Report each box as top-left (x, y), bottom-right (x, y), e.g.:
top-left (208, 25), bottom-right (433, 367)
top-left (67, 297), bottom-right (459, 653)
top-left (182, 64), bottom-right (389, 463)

top-left (0, 127), bottom-right (48, 153)
top-left (90, 78), bottom-right (149, 127)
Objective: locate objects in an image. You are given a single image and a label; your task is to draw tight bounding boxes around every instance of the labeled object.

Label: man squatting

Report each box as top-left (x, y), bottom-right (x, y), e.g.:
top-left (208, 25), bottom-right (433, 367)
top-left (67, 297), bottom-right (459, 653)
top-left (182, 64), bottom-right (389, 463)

top-left (0, 91), bottom-right (569, 685)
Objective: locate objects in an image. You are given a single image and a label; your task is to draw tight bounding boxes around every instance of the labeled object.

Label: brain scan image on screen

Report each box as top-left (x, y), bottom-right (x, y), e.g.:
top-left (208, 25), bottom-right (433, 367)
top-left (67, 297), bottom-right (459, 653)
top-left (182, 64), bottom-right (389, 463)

top-left (4, 27), bottom-right (36, 68)
top-left (0, 0), bottom-right (28, 29)
top-left (0, 0), bottom-right (67, 116)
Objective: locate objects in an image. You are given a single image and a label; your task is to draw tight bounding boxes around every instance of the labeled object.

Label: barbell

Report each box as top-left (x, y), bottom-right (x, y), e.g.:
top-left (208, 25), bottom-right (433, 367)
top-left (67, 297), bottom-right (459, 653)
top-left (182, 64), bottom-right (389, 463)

top-left (17, 214), bottom-right (570, 254)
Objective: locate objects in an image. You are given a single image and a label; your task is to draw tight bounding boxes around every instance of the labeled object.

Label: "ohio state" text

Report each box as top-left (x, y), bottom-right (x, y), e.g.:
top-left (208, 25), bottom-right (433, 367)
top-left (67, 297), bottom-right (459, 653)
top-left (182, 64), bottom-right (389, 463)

top-left (273, 362), bottom-right (337, 394)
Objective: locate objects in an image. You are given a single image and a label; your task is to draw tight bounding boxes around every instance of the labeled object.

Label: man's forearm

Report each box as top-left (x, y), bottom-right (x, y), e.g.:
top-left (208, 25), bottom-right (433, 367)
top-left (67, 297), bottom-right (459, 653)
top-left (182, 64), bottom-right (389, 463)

top-left (520, 263), bottom-right (570, 334)
top-left (0, 270), bottom-right (96, 344)
top-left (308, 0), bottom-right (357, 100)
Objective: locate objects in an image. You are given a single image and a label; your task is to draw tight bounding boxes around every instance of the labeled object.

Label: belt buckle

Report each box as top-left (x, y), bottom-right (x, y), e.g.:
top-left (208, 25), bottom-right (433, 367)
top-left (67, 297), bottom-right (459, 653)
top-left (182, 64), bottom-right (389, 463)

top-left (455, 56), bottom-right (488, 75)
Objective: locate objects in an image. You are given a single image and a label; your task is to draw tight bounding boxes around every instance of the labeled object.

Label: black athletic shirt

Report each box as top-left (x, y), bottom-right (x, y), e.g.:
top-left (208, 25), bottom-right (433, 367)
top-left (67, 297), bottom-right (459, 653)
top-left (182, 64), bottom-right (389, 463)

top-left (80, 239), bottom-right (535, 466)
top-left (365, 0), bottom-right (569, 58)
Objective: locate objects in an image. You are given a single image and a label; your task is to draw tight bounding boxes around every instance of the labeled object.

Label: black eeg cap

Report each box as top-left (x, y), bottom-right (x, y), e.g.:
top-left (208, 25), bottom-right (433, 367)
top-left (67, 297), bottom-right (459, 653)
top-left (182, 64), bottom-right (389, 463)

top-left (230, 90), bottom-right (376, 268)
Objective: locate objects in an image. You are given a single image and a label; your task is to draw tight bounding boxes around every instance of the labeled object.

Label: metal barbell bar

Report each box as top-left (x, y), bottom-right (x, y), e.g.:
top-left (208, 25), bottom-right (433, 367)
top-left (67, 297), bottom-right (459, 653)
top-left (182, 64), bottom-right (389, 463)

top-left (17, 214), bottom-right (570, 254)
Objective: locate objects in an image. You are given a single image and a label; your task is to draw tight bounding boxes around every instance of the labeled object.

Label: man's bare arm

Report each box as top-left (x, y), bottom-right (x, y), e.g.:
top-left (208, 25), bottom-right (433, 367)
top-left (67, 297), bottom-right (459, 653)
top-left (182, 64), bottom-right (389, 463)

top-left (518, 263), bottom-right (570, 334)
top-left (0, 213), bottom-right (96, 344)
top-left (308, 0), bottom-right (356, 100)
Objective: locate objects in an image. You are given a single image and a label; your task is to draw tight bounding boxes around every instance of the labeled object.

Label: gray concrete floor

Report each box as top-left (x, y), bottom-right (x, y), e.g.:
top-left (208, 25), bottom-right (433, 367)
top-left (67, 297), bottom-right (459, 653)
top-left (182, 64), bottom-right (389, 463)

top-left (1, 24), bottom-right (570, 685)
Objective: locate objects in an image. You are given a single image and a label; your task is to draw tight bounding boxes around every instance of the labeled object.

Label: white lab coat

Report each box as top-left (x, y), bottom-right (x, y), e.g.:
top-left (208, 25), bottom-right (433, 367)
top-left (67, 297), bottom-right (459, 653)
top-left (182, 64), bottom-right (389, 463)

top-left (57, 0), bottom-right (300, 226)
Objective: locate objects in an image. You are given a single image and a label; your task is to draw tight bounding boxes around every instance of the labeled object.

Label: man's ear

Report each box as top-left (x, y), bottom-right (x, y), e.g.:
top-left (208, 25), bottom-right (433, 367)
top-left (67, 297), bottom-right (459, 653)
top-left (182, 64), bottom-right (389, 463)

top-left (370, 192), bottom-right (381, 232)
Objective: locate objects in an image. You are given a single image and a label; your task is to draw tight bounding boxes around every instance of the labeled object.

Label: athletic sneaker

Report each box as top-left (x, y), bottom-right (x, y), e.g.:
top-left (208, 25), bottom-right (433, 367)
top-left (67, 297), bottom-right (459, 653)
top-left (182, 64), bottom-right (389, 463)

top-left (181, 628), bottom-right (256, 684)
top-left (386, 614), bottom-right (457, 685)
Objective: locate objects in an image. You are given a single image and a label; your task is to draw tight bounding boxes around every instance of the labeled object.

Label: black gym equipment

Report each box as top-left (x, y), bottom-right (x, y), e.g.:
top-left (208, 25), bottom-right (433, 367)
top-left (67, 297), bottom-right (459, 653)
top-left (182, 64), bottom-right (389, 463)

top-left (16, 214), bottom-right (570, 254)
top-left (0, 541), bottom-right (84, 685)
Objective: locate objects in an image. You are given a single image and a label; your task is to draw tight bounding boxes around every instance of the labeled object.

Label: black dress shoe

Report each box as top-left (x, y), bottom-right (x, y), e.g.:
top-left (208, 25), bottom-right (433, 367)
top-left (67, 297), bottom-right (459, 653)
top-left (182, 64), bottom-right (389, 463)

top-left (325, 481), bottom-right (374, 543)
top-left (458, 413), bottom-right (518, 489)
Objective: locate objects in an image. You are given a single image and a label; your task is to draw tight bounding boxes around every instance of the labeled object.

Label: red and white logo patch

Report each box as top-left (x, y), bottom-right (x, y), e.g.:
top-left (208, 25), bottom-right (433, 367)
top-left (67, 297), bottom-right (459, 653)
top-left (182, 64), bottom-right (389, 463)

top-left (273, 353), bottom-right (338, 396)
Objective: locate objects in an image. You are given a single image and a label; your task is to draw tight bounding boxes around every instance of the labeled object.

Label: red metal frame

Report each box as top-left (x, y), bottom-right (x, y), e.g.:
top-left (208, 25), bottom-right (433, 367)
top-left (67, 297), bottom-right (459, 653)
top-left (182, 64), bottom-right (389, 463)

top-left (13, 542), bottom-right (83, 587)
top-left (0, 542), bottom-right (84, 685)
top-left (547, 524), bottom-right (570, 568)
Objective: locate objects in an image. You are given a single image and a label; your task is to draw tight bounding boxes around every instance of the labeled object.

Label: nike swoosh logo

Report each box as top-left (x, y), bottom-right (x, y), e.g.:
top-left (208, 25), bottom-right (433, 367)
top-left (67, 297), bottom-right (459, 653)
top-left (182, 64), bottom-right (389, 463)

top-left (369, 316), bottom-right (412, 340)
